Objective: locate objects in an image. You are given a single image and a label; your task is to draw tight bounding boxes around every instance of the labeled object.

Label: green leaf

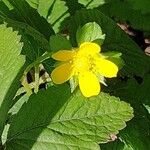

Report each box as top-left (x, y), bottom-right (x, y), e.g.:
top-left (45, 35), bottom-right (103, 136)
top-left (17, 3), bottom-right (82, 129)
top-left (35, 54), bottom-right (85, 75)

top-left (0, 24), bottom-right (25, 136)
top-left (64, 0), bottom-right (84, 15)
top-left (0, 0), bottom-right (54, 62)
top-left (9, 94), bottom-right (29, 116)
top-left (2, 124), bottom-right (10, 145)
top-left (79, 0), bottom-right (105, 9)
top-left (49, 34), bottom-right (72, 52)
top-left (37, 0), bottom-right (69, 33)
top-left (101, 110), bottom-right (150, 150)
top-left (1, 94), bottom-right (29, 146)
top-left (2, 0), bottom-right (14, 10)
top-left (127, 0), bottom-right (150, 14)
top-left (99, 0), bottom-right (150, 33)
top-left (104, 77), bottom-right (150, 150)
top-left (69, 9), bottom-right (150, 76)
top-left (143, 104), bottom-right (150, 114)
top-left (76, 22), bottom-right (105, 46)
top-left (136, 75), bottom-right (150, 107)
top-left (101, 139), bottom-right (124, 150)
top-left (134, 75), bottom-right (150, 114)
top-left (107, 75), bottom-right (150, 108)
top-left (5, 85), bottom-right (133, 149)
top-left (101, 116), bottom-right (150, 150)
top-left (101, 51), bottom-right (122, 58)
top-left (7, 0), bottom-right (53, 39)
top-left (26, 0), bottom-right (38, 9)
top-left (119, 117), bottom-right (150, 150)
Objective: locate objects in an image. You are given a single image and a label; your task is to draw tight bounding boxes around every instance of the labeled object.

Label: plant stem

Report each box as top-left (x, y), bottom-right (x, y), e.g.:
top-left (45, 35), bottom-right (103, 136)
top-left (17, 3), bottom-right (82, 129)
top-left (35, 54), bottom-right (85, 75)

top-left (34, 65), bottom-right (40, 93)
top-left (22, 77), bottom-right (32, 96)
top-left (21, 52), bottom-right (52, 94)
top-left (16, 73), bottom-right (51, 97)
top-left (22, 52), bottom-right (52, 80)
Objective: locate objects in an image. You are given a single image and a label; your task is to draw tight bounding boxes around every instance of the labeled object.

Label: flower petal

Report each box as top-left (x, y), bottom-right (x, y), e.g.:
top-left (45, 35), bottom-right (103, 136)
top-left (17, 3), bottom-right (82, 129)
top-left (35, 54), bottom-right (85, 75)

top-left (79, 42), bottom-right (101, 55)
top-left (52, 50), bottom-right (75, 61)
top-left (51, 63), bottom-right (73, 84)
top-left (79, 71), bottom-right (100, 97)
top-left (96, 58), bottom-right (118, 78)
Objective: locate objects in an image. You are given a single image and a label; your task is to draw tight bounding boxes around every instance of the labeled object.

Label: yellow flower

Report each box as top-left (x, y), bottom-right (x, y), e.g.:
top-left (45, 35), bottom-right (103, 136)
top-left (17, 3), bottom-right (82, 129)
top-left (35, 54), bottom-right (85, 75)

top-left (51, 42), bottom-right (118, 97)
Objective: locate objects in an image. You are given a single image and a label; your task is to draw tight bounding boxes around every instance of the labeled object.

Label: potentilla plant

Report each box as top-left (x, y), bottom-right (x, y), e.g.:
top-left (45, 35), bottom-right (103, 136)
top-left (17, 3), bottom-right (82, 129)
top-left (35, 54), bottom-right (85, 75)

top-left (0, 20), bottom-right (132, 150)
top-left (1, 0), bottom-right (150, 149)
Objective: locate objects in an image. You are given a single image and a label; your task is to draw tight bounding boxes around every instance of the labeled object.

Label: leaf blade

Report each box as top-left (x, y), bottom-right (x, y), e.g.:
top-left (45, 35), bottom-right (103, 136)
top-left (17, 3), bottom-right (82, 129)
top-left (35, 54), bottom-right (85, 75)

top-left (5, 85), bottom-right (133, 149)
top-left (0, 24), bottom-right (25, 136)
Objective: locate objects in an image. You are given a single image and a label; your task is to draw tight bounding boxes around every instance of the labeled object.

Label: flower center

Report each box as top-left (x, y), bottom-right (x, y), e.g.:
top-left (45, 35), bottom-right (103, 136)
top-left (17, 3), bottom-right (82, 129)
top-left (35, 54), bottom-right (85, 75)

top-left (70, 50), bottom-right (97, 75)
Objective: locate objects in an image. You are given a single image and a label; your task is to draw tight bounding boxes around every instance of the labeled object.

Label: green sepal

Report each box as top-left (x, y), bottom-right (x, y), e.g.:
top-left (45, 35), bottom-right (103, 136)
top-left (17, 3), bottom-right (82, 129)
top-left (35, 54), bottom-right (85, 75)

top-left (101, 51), bottom-right (125, 69)
top-left (76, 22), bottom-right (105, 46)
top-left (69, 76), bottom-right (79, 93)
